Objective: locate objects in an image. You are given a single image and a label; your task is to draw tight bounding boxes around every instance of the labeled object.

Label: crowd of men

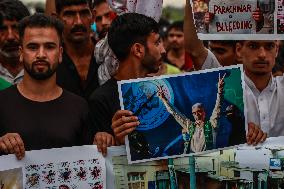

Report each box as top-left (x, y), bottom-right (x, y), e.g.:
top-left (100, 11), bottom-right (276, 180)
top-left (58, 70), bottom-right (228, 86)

top-left (0, 0), bottom-right (282, 160)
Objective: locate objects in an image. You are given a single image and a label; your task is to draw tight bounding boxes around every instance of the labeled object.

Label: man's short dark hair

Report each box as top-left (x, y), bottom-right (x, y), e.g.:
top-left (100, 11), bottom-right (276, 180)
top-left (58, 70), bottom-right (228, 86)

top-left (55, 0), bottom-right (90, 14)
top-left (92, 0), bottom-right (106, 8)
top-left (0, 0), bottom-right (30, 21)
top-left (168, 21), bottom-right (183, 33)
top-left (210, 40), bottom-right (238, 47)
top-left (108, 13), bottom-right (159, 62)
top-left (18, 13), bottom-right (64, 45)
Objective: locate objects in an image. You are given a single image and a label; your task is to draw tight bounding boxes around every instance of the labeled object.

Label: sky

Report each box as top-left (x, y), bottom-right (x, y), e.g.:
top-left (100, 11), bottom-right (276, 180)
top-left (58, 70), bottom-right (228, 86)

top-left (22, 0), bottom-right (186, 8)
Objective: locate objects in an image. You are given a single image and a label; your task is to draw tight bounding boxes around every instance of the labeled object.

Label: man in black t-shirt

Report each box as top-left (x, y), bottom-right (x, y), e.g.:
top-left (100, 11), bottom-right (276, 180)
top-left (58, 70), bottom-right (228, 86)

top-left (0, 14), bottom-right (112, 159)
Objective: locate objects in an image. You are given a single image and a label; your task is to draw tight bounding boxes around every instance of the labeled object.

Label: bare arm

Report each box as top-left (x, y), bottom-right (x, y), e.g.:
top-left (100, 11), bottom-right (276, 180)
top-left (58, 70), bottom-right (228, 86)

top-left (158, 93), bottom-right (192, 130)
top-left (184, 0), bottom-right (208, 70)
top-left (210, 73), bottom-right (225, 128)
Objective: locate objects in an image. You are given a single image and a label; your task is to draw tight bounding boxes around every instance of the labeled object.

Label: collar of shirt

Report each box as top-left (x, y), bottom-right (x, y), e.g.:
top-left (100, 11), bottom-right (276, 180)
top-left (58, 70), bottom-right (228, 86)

top-left (0, 63), bottom-right (24, 84)
top-left (244, 73), bottom-right (275, 98)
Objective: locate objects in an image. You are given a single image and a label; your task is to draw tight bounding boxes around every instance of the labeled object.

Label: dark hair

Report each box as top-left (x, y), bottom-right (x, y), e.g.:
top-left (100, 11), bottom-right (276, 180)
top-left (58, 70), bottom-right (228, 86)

top-left (210, 40), bottom-right (238, 47)
top-left (92, 0), bottom-right (106, 8)
top-left (55, 0), bottom-right (90, 14)
top-left (18, 13), bottom-right (64, 45)
top-left (0, 0), bottom-right (30, 21)
top-left (168, 21), bottom-right (183, 33)
top-left (108, 13), bottom-right (159, 61)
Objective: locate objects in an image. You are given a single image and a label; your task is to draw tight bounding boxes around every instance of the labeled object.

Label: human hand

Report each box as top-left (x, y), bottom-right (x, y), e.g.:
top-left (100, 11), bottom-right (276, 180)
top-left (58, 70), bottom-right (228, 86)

top-left (0, 133), bottom-right (25, 160)
top-left (93, 132), bottom-right (115, 156)
top-left (111, 110), bottom-right (139, 145)
top-left (246, 122), bottom-right (267, 145)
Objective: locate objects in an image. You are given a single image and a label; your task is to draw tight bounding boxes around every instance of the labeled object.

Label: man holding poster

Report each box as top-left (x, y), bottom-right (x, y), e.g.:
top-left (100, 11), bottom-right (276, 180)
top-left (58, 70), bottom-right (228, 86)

top-left (0, 14), bottom-right (99, 160)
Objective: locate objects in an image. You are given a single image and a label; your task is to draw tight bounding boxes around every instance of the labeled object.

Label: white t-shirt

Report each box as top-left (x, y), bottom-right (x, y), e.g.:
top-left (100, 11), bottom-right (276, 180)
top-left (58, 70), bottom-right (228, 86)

top-left (202, 49), bottom-right (284, 137)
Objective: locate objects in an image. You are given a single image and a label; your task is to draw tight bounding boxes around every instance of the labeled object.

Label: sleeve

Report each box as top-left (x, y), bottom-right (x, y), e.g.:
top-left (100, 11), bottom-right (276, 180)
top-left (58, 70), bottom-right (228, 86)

top-left (88, 94), bottom-right (114, 135)
top-left (201, 49), bottom-right (222, 70)
top-left (79, 101), bottom-right (95, 145)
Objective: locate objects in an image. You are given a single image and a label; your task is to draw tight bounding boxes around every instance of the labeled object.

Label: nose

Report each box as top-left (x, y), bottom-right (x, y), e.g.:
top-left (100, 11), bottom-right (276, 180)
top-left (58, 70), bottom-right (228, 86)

top-left (160, 43), bottom-right (166, 55)
top-left (74, 13), bottom-right (83, 25)
top-left (102, 16), bottom-right (110, 27)
top-left (37, 46), bottom-right (46, 59)
top-left (258, 46), bottom-right (266, 60)
top-left (7, 26), bottom-right (17, 41)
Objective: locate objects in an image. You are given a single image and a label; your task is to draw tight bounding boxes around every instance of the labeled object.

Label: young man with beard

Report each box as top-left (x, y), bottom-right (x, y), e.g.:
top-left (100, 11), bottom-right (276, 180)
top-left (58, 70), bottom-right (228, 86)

top-left (183, 1), bottom-right (278, 142)
top-left (0, 0), bottom-right (30, 89)
top-left (92, 0), bottom-right (115, 40)
top-left (89, 13), bottom-right (166, 152)
top-left (0, 14), bottom-right (96, 160)
top-left (55, 0), bottom-right (99, 99)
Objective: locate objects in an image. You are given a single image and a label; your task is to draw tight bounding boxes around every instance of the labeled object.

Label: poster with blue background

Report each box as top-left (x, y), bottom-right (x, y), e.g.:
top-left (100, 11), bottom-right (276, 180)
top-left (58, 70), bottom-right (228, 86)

top-left (118, 65), bottom-right (246, 163)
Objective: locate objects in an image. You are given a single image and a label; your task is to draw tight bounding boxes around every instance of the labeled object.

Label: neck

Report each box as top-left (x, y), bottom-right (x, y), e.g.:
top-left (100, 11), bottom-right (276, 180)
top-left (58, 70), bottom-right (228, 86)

top-left (63, 38), bottom-right (94, 57)
top-left (245, 71), bottom-right (271, 92)
top-left (114, 59), bottom-right (148, 80)
top-left (0, 56), bottom-right (23, 77)
top-left (169, 47), bottom-right (184, 58)
top-left (18, 73), bottom-right (62, 102)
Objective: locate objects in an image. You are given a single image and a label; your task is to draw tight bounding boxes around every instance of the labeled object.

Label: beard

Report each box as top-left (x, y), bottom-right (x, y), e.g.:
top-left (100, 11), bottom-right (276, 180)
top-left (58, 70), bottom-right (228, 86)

top-left (23, 59), bottom-right (58, 80)
top-left (141, 48), bottom-right (162, 74)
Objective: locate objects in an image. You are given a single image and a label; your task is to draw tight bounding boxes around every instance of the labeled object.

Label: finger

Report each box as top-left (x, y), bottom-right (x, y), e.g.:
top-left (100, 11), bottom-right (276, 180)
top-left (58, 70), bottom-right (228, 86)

top-left (253, 130), bottom-right (264, 145)
top-left (113, 121), bottom-right (139, 136)
top-left (116, 127), bottom-right (137, 139)
top-left (0, 141), bottom-right (8, 154)
top-left (112, 110), bottom-right (133, 123)
top-left (2, 137), bottom-right (14, 154)
top-left (96, 134), bottom-right (103, 153)
top-left (222, 73), bottom-right (226, 80)
top-left (248, 128), bottom-right (259, 145)
top-left (112, 116), bottom-right (139, 131)
top-left (246, 123), bottom-right (255, 138)
top-left (260, 133), bottom-right (267, 143)
top-left (14, 134), bottom-right (25, 158)
top-left (8, 137), bottom-right (21, 159)
top-left (101, 135), bottom-right (107, 156)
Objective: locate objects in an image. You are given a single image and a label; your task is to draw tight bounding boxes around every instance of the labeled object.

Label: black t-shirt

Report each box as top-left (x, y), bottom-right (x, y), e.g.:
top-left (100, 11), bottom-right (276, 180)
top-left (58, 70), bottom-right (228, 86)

top-left (57, 51), bottom-right (100, 100)
top-left (88, 78), bottom-right (120, 134)
top-left (0, 86), bottom-right (93, 152)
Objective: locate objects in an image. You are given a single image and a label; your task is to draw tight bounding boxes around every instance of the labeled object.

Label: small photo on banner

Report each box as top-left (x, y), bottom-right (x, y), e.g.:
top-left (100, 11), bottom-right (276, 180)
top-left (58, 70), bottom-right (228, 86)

top-left (118, 65), bottom-right (246, 163)
top-left (191, 0), bottom-right (282, 40)
top-left (0, 167), bottom-right (23, 189)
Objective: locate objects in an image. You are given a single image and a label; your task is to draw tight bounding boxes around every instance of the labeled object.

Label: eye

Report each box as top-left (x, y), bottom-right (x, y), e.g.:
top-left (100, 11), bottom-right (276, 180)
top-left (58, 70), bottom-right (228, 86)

top-left (63, 10), bottom-right (76, 18)
top-left (265, 43), bottom-right (275, 50)
top-left (248, 43), bottom-right (258, 49)
top-left (27, 44), bottom-right (38, 51)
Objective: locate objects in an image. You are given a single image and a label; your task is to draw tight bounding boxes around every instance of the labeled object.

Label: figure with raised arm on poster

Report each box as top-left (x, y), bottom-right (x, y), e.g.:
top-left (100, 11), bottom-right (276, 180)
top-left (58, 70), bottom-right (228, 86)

top-left (157, 74), bottom-right (225, 153)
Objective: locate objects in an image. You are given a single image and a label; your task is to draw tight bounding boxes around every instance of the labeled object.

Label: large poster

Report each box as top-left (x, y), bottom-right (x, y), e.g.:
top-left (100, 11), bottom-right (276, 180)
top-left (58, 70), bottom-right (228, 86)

top-left (118, 65), bottom-right (246, 163)
top-left (0, 145), bottom-right (106, 189)
top-left (192, 0), bottom-right (282, 40)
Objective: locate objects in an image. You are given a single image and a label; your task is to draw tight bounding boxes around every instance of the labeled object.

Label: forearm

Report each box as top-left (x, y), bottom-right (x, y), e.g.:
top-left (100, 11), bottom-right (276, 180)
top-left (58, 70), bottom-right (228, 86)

top-left (210, 91), bottom-right (222, 128)
top-left (184, 0), bottom-right (208, 70)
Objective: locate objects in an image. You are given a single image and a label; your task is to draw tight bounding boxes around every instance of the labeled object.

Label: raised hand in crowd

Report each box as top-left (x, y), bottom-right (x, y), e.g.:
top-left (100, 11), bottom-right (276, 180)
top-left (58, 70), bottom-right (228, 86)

top-left (0, 133), bottom-right (25, 160)
top-left (111, 110), bottom-right (140, 145)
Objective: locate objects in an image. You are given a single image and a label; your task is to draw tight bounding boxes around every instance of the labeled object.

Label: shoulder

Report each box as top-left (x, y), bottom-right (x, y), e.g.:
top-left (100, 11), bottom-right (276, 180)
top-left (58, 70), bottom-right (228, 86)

top-left (89, 78), bottom-right (118, 101)
top-left (0, 85), bottom-right (18, 99)
top-left (201, 49), bottom-right (221, 70)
